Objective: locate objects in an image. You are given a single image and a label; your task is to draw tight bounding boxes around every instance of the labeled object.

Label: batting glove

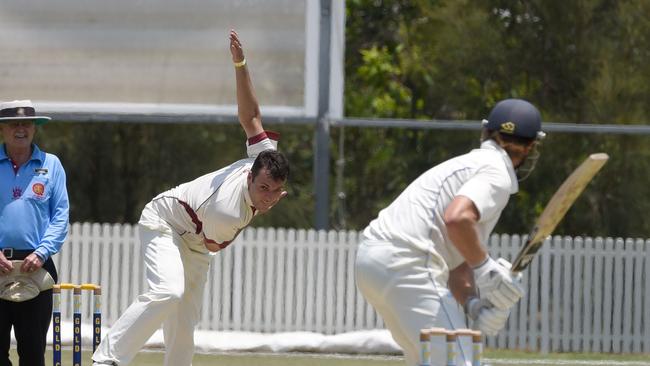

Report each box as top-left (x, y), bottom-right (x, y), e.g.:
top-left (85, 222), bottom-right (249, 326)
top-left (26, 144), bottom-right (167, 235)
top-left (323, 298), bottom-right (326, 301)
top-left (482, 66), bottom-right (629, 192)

top-left (474, 305), bottom-right (511, 336)
top-left (473, 257), bottom-right (524, 310)
top-left (464, 296), bottom-right (482, 320)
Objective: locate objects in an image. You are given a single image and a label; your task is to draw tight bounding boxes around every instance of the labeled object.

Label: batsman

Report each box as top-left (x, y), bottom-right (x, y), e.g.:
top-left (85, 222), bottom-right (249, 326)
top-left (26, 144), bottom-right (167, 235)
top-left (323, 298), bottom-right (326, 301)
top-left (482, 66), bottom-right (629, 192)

top-left (355, 99), bottom-right (545, 366)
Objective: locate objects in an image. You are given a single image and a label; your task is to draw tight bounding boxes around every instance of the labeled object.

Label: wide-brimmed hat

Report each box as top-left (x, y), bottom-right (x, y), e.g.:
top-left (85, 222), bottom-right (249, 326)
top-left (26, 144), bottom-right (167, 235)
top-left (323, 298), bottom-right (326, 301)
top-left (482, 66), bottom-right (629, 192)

top-left (0, 260), bottom-right (55, 302)
top-left (0, 100), bottom-right (51, 125)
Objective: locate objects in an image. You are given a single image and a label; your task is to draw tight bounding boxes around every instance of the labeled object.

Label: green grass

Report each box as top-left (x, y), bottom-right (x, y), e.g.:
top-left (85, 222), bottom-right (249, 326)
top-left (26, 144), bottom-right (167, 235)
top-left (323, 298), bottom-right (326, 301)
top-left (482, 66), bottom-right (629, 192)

top-left (485, 350), bottom-right (650, 365)
top-left (10, 347), bottom-right (650, 366)
top-left (486, 348), bottom-right (650, 363)
top-left (13, 349), bottom-right (402, 366)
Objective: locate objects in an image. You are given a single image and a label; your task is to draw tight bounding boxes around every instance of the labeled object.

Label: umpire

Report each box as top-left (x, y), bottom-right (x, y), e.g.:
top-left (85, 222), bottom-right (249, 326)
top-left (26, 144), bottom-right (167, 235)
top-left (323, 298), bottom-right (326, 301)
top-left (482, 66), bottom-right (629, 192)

top-left (0, 100), bottom-right (69, 366)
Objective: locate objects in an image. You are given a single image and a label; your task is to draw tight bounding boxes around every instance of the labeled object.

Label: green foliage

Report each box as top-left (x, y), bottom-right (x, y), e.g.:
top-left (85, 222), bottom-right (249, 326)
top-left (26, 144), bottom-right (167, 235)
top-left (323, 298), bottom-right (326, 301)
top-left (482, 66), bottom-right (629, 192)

top-left (9, 0), bottom-right (650, 238)
top-left (340, 0), bottom-right (650, 237)
top-left (34, 123), bottom-right (315, 228)
top-left (346, 45), bottom-right (413, 117)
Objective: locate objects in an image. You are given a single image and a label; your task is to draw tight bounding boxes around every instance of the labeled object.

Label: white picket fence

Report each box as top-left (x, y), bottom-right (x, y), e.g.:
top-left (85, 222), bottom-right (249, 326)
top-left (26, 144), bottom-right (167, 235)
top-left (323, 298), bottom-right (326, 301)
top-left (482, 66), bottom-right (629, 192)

top-left (52, 222), bottom-right (650, 354)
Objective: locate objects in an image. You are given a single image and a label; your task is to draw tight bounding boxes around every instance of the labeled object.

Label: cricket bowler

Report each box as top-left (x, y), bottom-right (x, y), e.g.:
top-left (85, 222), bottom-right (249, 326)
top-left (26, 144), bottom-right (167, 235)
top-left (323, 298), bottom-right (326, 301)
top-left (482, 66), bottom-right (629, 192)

top-left (92, 30), bottom-right (289, 366)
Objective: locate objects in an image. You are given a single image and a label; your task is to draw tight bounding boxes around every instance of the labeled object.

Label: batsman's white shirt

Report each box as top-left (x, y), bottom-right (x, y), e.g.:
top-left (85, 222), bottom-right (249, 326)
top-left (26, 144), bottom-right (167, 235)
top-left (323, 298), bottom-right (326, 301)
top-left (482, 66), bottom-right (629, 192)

top-left (356, 140), bottom-right (517, 366)
top-left (363, 139), bottom-right (517, 282)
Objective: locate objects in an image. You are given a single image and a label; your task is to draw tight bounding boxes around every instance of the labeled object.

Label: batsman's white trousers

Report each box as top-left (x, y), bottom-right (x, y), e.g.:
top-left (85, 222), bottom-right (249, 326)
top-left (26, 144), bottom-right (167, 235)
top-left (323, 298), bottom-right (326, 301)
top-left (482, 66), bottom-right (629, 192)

top-left (92, 224), bottom-right (211, 366)
top-left (355, 239), bottom-right (473, 366)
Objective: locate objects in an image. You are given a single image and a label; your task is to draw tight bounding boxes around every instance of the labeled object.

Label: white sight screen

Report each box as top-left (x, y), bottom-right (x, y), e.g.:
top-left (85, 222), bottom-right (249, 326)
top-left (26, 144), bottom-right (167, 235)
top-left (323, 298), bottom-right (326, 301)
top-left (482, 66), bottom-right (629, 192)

top-left (0, 0), bottom-right (329, 117)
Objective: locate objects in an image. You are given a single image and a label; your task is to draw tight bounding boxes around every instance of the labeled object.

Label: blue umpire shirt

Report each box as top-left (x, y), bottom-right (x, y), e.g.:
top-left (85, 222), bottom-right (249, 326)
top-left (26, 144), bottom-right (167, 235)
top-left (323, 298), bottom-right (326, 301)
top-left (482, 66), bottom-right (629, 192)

top-left (0, 144), bottom-right (69, 261)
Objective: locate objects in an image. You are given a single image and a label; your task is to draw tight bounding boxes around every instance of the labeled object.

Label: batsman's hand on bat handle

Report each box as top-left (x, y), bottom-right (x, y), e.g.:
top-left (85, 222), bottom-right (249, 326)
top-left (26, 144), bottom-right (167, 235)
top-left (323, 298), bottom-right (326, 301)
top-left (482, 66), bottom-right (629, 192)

top-left (472, 256), bottom-right (525, 310)
top-left (464, 280), bottom-right (515, 336)
top-left (465, 296), bottom-right (511, 336)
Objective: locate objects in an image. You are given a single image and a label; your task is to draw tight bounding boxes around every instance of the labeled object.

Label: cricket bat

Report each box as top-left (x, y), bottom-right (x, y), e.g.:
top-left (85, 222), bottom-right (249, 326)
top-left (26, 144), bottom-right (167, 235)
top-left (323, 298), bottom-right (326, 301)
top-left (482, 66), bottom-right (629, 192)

top-left (510, 153), bottom-right (609, 273)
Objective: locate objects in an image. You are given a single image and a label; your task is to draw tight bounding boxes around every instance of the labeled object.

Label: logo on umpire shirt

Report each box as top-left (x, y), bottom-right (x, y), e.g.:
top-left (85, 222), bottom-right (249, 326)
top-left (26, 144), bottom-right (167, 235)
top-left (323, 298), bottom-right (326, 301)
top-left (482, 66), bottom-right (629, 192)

top-left (499, 122), bottom-right (516, 134)
top-left (32, 183), bottom-right (45, 197)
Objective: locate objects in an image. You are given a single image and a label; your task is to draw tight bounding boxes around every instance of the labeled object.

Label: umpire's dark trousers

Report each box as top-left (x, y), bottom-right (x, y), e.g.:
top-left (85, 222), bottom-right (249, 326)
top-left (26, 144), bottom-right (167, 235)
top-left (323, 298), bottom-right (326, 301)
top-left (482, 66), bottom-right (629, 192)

top-left (0, 255), bottom-right (58, 366)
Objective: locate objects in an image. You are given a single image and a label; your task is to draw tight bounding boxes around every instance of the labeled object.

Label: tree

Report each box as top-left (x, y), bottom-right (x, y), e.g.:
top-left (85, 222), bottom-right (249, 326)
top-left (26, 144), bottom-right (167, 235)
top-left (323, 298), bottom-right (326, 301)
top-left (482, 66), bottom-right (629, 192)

top-left (21, 0), bottom-right (650, 238)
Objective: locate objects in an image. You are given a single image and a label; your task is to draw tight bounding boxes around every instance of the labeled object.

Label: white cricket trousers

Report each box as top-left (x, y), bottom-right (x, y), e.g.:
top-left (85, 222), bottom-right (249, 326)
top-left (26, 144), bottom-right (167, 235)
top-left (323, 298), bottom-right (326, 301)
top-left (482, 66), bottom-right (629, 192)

top-left (92, 225), bottom-right (211, 366)
top-left (355, 239), bottom-right (473, 366)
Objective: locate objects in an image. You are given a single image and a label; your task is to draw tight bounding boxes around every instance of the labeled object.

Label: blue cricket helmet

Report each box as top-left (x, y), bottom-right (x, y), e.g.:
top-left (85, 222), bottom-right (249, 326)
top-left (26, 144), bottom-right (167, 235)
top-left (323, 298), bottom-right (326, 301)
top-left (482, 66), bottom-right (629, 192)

top-left (483, 99), bottom-right (544, 140)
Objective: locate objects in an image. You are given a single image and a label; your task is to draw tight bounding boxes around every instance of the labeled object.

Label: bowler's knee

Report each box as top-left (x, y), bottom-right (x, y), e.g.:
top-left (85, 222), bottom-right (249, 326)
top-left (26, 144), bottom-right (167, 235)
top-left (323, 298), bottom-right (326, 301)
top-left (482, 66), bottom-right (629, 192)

top-left (139, 285), bottom-right (185, 305)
